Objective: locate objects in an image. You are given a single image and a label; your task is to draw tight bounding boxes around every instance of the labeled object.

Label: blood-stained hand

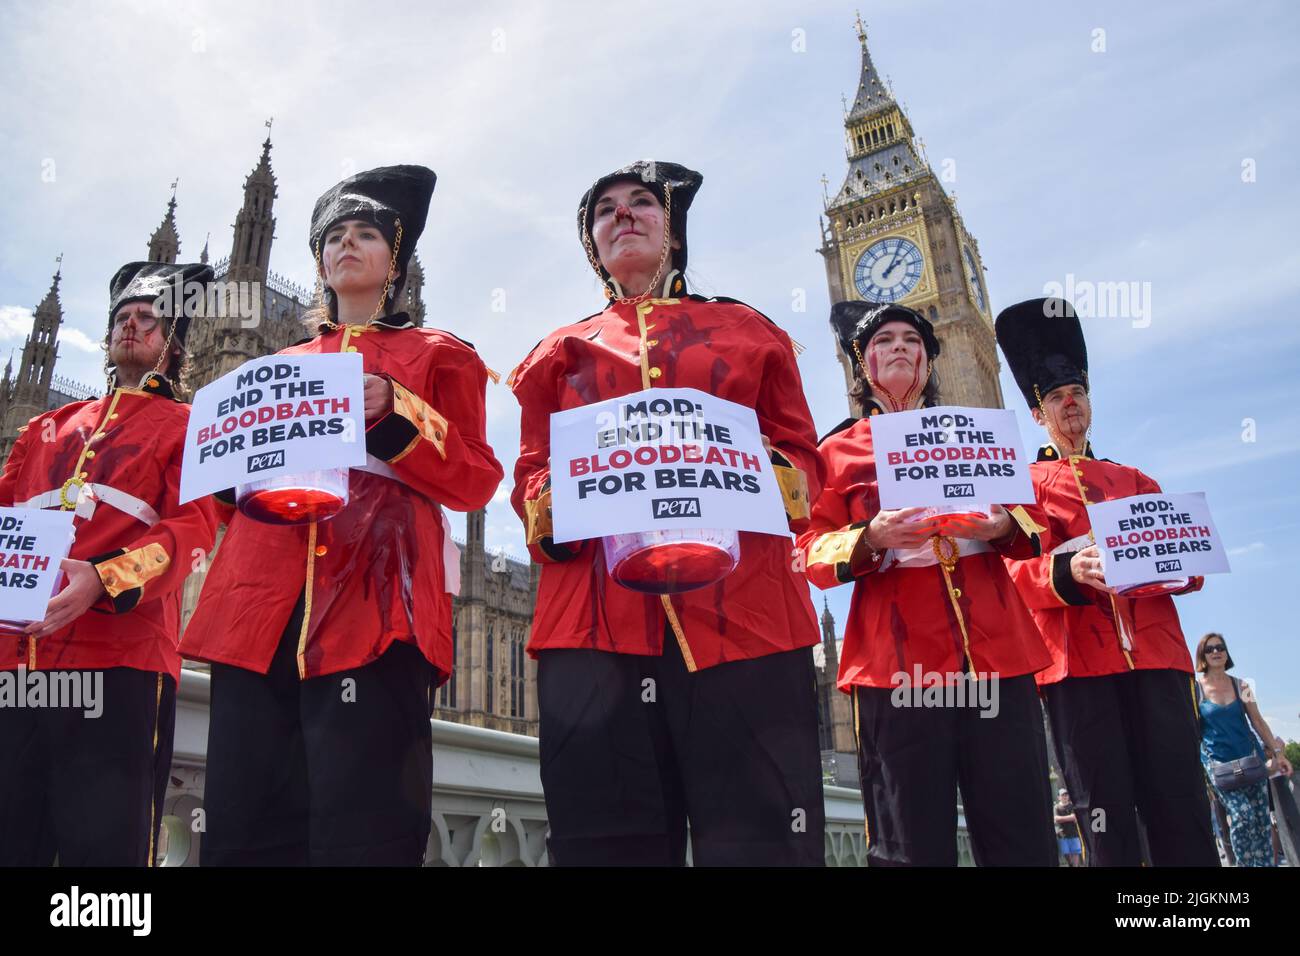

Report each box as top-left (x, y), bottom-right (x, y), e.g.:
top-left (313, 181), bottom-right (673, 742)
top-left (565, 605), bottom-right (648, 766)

top-left (867, 507), bottom-right (941, 550)
top-left (944, 504), bottom-right (1014, 542)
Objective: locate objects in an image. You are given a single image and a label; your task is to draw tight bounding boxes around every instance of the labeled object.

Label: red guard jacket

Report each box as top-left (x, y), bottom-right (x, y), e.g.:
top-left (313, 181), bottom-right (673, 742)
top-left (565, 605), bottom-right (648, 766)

top-left (1002, 444), bottom-right (1202, 684)
top-left (797, 410), bottom-right (1051, 691)
top-left (509, 293), bottom-right (825, 671)
top-left (0, 375), bottom-right (220, 681)
top-left (179, 312), bottom-right (503, 681)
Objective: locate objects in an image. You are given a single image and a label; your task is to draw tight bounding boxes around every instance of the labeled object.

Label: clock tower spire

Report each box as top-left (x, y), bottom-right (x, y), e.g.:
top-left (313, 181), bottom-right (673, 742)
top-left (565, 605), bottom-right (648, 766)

top-left (819, 20), bottom-right (1002, 412)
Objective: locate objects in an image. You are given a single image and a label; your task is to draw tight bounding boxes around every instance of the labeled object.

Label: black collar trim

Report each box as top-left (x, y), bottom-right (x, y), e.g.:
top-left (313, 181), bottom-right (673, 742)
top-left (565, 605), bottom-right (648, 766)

top-left (113, 372), bottom-right (176, 400)
top-left (315, 311), bottom-right (415, 334)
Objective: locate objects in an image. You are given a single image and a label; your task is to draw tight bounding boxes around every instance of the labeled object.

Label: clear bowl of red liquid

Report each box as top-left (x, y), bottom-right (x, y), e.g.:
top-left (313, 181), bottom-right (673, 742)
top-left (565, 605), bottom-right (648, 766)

top-left (1110, 578), bottom-right (1189, 598)
top-left (236, 468), bottom-right (350, 525)
top-left (906, 504), bottom-right (991, 535)
top-left (603, 528), bottom-right (740, 595)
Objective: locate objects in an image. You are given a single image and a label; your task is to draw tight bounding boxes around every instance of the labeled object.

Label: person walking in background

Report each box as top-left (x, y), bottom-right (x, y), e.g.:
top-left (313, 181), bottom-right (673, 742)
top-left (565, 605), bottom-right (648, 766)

top-left (1195, 633), bottom-right (1292, 867)
top-left (1054, 789), bottom-right (1083, 866)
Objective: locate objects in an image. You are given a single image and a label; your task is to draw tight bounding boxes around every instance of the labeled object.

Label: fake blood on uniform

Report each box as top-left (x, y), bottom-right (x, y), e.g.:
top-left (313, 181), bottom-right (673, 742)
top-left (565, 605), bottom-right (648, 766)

top-left (180, 314), bottom-right (503, 682)
top-left (1003, 446), bottom-right (1202, 684)
top-left (0, 380), bottom-right (220, 679)
top-left (798, 415), bottom-right (1051, 691)
top-left (510, 295), bottom-right (825, 668)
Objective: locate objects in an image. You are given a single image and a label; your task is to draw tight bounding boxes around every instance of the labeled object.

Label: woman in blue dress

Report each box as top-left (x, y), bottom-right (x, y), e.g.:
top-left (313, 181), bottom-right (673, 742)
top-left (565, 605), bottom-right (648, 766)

top-left (1195, 632), bottom-right (1292, 866)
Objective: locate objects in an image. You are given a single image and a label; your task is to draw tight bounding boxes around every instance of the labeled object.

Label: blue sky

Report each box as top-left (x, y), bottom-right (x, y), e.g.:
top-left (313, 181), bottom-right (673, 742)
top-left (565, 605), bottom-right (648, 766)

top-left (2, 1), bottom-right (1297, 736)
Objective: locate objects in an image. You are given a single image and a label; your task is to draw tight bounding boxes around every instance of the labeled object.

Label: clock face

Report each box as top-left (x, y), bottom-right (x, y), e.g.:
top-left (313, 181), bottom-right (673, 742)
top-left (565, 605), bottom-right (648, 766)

top-left (853, 237), bottom-right (924, 302)
top-left (964, 245), bottom-right (986, 312)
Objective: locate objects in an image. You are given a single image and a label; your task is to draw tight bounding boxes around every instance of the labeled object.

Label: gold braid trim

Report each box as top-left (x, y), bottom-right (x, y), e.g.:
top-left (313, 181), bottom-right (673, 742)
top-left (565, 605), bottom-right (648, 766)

top-left (146, 673), bottom-right (163, 867)
top-left (298, 520), bottom-right (317, 680)
top-left (660, 595), bottom-right (696, 672)
top-left (931, 535), bottom-right (978, 676)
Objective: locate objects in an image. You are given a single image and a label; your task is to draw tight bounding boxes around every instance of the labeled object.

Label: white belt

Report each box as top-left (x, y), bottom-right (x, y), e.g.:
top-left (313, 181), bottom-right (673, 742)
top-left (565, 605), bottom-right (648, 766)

top-left (1049, 533), bottom-right (1093, 556)
top-left (18, 483), bottom-right (160, 527)
top-left (352, 456), bottom-right (461, 596)
top-left (882, 537), bottom-right (992, 572)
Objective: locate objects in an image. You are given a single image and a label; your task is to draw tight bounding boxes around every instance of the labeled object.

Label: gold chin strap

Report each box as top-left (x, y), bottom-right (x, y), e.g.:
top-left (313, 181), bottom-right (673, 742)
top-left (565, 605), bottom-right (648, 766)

top-left (372, 218), bottom-right (403, 321)
top-left (143, 319), bottom-right (180, 383)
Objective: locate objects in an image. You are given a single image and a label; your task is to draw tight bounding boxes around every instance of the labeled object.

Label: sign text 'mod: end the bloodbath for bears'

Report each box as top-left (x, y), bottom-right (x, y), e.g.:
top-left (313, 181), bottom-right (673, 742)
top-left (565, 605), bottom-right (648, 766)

top-left (193, 363), bottom-right (352, 463)
top-left (885, 412), bottom-right (1019, 481)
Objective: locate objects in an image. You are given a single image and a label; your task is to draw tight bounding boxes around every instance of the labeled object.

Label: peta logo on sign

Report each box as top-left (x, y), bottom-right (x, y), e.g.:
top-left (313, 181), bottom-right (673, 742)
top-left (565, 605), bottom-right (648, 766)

top-left (246, 450), bottom-right (285, 474)
top-left (652, 497), bottom-right (701, 519)
top-left (943, 483), bottom-right (975, 499)
top-left (1155, 559), bottom-right (1183, 573)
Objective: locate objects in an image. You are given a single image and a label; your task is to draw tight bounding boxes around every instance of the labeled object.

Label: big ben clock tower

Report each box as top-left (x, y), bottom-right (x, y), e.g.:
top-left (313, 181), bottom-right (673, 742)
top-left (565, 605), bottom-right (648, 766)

top-left (819, 17), bottom-right (1003, 411)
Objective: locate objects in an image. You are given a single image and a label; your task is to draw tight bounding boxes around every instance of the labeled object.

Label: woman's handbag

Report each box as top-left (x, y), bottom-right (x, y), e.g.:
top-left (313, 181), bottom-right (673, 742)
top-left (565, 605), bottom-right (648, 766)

top-left (1209, 753), bottom-right (1268, 792)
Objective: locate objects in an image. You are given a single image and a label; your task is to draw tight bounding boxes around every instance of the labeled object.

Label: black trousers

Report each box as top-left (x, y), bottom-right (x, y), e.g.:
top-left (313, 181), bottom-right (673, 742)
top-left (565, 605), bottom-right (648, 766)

top-left (854, 673), bottom-right (1057, 866)
top-left (1043, 668), bottom-right (1219, 866)
top-left (537, 633), bottom-right (826, 866)
top-left (201, 600), bottom-right (434, 866)
top-left (0, 667), bottom-right (175, 866)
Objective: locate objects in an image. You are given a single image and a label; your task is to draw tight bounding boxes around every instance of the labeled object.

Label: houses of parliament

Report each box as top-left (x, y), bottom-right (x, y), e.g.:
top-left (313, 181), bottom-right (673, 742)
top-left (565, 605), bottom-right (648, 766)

top-left (0, 22), bottom-right (1005, 779)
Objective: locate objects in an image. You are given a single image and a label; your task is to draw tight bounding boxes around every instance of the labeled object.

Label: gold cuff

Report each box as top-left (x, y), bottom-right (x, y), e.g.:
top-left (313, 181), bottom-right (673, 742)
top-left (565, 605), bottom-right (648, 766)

top-left (95, 542), bottom-right (170, 598)
top-left (524, 488), bottom-right (554, 545)
top-left (807, 526), bottom-right (866, 568)
top-left (1008, 505), bottom-right (1047, 538)
top-left (391, 379), bottom-right (448, 460)
top-left (773, 464), bottom-right (810, 521)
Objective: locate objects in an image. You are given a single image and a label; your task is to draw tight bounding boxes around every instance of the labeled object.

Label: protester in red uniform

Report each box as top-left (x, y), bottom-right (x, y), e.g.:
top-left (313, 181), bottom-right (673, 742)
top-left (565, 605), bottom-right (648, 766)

top-left (996, 297), bottom-right (1218, 866)
top-left (0, 261), bottom-right (219, 866)
top-left (798, 300), bottom-right (1056, 866)
top-left (510, 159), bottom-right (826, 865)
top-left (182, 166), bottom-right (502, 865)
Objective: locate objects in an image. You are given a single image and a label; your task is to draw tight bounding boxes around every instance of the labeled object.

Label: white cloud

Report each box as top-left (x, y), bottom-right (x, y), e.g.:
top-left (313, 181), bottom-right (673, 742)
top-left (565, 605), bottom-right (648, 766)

top-left (57, 327), bottom-right (101, 354)
top-left (1228, 542), bottom-right (1266, 557)
top-left (0, 305), bottom-right (33, 342)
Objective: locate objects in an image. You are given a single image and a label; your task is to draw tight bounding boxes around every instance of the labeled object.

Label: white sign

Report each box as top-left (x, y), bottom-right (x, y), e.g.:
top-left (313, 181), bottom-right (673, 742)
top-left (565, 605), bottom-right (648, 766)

top-left (0, 507), bottom-right (76, 627)
top-left (869, 405), bottom-right (1035, 510)
top-left (1088, 492), bottom-right (1230, 588)
top-left (180, 353), bottom-right (367, 503)
top-left (549, 388), bottom-right (790, 543)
